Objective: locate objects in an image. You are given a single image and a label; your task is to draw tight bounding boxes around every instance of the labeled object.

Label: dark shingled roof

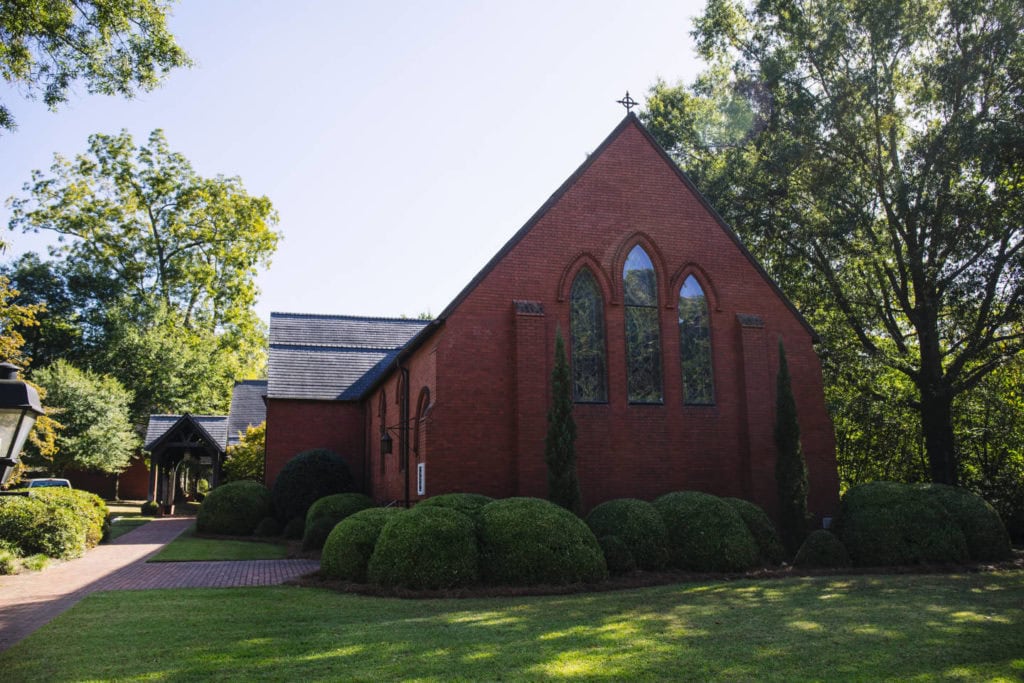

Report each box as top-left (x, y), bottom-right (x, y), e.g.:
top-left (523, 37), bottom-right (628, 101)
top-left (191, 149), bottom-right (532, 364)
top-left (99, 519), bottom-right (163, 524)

top-left (144, 414), bottom-right (228, 451)
top-left (226, 380), bottom-right (267, 445)
top-left (268, 313), bottom-right (429, 401)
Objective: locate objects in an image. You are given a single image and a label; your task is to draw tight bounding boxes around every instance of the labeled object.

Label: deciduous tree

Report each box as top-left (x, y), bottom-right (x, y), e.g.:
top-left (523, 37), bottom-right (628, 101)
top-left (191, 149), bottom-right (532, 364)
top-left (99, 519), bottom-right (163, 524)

top-left (0, 0), bottom-right (190, 131)
top-left (644, 0), bottom-right (1024, 486)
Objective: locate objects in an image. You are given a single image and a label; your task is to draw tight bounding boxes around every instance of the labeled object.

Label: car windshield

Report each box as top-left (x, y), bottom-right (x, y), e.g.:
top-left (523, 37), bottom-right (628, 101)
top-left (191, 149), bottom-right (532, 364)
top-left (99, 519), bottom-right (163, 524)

top-left (29, 480), bottom-right (69, 487)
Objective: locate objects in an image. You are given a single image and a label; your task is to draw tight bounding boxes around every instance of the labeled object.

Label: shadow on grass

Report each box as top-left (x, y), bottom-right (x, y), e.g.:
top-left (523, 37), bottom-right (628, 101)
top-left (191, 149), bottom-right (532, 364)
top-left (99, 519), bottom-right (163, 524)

top-left (1, 573), bottom-right (1021, 681)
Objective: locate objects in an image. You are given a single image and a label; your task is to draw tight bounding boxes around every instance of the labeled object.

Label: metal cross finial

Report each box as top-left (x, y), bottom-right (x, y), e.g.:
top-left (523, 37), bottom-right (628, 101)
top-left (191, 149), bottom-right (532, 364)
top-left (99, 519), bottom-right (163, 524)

top-left (617, 91), bottom-right (638, 113)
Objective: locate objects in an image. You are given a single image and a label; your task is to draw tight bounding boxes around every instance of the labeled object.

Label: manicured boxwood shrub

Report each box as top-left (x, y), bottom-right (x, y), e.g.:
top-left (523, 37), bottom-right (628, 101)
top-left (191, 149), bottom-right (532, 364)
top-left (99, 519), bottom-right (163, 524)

top-left (0, 547), bottom-right (16, 575)
top-left (478, 497), bottom-right (607, 586)
top-left (585, 498), bottom-right (669, 571)
top-left (303, 493), bottom-right (374, 550)
top-left (271, 448), bottom-right (357, 525)
top-left (597, 535), bottom-right (636, 575)
top-left (0, 495), bottom-right (87, 559)
top-left (367, 506), bottom-right (479, 589)
top-left (793, 530), bottom-right (850, 568)
top-left (140, 500), bottom-right (160, 516)
top-left (417, 493), bottom-right (494, 522)
top-left (322, 507), bottom-right (401, 582)
top-left (833, 482), bottom-right (968, 566)
top-left (39, 489), bottom-right (109, 546)
top-left (724, 497), bottom-right (787, 565)
top-left (916, 484), bottom-right (1011, 561)
top-left (196, 480), bottom-right (272, 536)
top-left (653, 491), bottom-right (760, 572)
top-left (253, 517), bottom-right (283, 538)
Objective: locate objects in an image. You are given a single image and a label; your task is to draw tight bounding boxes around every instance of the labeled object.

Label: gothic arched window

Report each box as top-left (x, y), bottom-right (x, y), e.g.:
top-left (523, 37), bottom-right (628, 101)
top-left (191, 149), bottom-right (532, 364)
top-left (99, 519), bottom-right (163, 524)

top-left (679, 275), bottom-right (714, 404)
top-left (569, 268), bottom-right (607, 402)
top-left (623, 245), bottom-right (662, 403)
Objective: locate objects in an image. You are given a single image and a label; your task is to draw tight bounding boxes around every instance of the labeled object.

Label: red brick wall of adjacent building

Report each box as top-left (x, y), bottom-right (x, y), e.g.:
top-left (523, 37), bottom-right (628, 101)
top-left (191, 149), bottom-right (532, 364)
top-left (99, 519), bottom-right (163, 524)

top-left (373, 118), bottom-right (840, 520)
top-left (64, 455), bottom-right (150, 501)
top-left (264, 399), bottom-right (366, 489)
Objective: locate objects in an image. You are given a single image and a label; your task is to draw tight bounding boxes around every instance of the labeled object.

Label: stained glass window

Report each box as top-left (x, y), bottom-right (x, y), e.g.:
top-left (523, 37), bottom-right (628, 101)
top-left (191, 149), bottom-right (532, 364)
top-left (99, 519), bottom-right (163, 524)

top-left (623, 246), bottom-right (662, 402)
top-left (570, 268), bottom-right (607, 402)
top-left (679, 275), bottom-right (714, 404)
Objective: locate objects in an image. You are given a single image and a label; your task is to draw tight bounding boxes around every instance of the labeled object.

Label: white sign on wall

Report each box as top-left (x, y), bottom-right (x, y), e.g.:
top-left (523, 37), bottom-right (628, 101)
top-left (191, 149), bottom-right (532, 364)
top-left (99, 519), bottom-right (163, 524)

top-left (416, 462), bottom-right (425, 496)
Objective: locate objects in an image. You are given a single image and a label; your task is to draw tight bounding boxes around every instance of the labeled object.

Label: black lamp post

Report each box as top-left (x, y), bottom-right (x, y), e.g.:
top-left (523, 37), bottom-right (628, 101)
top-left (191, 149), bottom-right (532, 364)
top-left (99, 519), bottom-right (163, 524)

top-left (0, 363), bottom-right (45, 488)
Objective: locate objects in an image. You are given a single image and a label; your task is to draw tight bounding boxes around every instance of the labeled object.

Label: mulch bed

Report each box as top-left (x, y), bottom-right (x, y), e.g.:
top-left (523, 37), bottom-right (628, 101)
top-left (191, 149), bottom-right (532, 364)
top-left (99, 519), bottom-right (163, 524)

top-left (288, 549), bottom-right (1024, 600)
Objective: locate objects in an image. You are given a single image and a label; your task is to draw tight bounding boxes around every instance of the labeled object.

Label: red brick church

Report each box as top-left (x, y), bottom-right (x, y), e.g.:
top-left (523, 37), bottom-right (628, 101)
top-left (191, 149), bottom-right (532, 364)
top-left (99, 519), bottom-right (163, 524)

top-left (262, 113), bottom-right (840, 523)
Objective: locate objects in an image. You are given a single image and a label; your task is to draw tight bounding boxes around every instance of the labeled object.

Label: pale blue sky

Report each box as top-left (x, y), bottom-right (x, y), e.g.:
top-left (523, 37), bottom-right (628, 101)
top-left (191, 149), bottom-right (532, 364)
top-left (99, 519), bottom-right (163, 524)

top-left (1, 1), bottom-right (703, 321)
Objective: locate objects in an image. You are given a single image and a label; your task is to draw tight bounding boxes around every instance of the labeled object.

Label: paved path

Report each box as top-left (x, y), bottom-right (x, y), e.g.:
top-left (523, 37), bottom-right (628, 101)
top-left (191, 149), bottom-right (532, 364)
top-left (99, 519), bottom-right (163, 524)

top-left (0, 518), bottom-right (319, 652)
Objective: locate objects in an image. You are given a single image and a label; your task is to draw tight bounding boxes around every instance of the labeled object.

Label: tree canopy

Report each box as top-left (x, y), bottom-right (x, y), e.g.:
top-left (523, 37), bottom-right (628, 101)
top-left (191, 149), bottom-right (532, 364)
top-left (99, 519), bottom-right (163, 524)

top-left (0, 0), bottom-right (190, 131)
top-left (27, 360), bottom-right (137, 475)
top-left (6, 128), bottom-right (278, 424)
top-left (644, 0), bottom-right (1024, 487)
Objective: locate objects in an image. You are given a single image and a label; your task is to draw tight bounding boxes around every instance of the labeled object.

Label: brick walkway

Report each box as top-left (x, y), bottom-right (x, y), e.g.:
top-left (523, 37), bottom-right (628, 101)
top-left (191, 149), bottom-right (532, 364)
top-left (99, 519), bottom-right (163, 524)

top-left (0, 518), bottom-right (319, 652)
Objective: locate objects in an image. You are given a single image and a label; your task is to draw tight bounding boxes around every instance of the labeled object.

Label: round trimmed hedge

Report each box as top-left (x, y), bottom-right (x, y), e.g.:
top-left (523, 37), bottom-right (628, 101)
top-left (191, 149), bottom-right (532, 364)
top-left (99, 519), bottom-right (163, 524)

top-left (253, 516), bottom-right (283, 538)
top-left (478, 497), bottom-right (607, 586)
top-left (271, 448), bottom-right (356, 525)
top-left (915, 484), bottom-right (1011, 561)
top-left (597, 535), bottom-right (636, 575)
top-left (417, 493), bottom-right (494, 521)
top-left (834, 482), bottom-right (968, 566)
top-left (321, 507), bottom-right (402, 582)
top-left (585, 498), bottom-right (669, 571)
top-left (653, 491), bottom-right (760, 572)
top-left (196, 480), bottom-right (272, 536)
top-left (35, 488), bottom-right (109, 548)
top-left (0, 496), bottom-right (87, 559)
top-left (367, 506), bottom-right (479, 589)
top-left (793, 530), bottom-right (850, 568)
top-left (302, 493), bottom-right (374, 550)
top-left (723, 497), bottom-right (787, 565)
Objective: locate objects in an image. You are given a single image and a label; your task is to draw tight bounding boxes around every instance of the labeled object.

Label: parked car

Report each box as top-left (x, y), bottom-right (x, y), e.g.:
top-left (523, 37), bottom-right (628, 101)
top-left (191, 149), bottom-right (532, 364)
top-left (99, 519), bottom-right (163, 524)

top-left (25, 478), bottom-right (72, 489)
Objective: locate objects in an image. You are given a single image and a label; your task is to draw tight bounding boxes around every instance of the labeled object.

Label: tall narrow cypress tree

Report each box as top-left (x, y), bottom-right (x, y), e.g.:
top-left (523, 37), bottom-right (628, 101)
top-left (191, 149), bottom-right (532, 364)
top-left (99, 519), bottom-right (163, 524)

top-left (545, 328), bottom-right (581, 514)
top-left (775, 340), bottom-right (809, 555)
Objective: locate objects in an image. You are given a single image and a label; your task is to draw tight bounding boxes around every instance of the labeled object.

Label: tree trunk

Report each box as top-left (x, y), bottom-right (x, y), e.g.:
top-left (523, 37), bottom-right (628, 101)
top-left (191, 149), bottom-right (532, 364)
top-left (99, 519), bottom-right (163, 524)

top-left (919, 387), bottom-right (957, 485)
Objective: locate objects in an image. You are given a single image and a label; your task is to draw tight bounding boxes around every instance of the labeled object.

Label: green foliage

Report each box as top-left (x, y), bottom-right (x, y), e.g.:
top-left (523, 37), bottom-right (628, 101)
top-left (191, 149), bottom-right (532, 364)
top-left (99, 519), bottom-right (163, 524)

top-left (916, 484), bottom-right (1011, 562)
top-left (20, 553), bottom-right (50, 571)
top-left (0, 0), bottom-right (191, 131)
top-left (321, 507), bottom-right (401, 582)
top-left (302, 493), bottom-right (374, 551)
top-left (723, 497), bottom-right (786, 565)
top-left (0, 547), bottom-right (17, 574)
top-left (367, 506), bottom-right (479, 589)
top-left (597, 535), bottom-right (636, 575)
top-left (478, 497), bottom-right (607, 586)
top-left (283, 516), bottom-right (304, 540)
top-left (195, 480), bottom-right (271, 536)
top-left (834, 482), bottom-right (968, 566)
top-left (644, 0), bottom-right (1024, 488)
top-left (794, 530), bottom-right (850, 569)
top-left (140, 500), bottom-right (160, 516)
top-left (253, 517), bottom-right (282, 538)
top-left (774, 342), bottom-right (809, 554)
top-left (34, 488), bottom-right (109, 547)
top-left (544, 329), bottom-right (581, 514)
top-left (271, 449), bottom-right (356, 525)
top-left (0, 495), bottom-right (86, 559)
top-left (7, 128), bottom-right (278, 422)
top-left (585, 498), bottom-right (669, 570)
top-left (224, 421), bottom-right (266, 482)
top-left (26, 360), bottom-right (137, 475)
top-left (416, 492), bottom-right (493, 521)
top-left (653, 491), bottom-right (759, 572)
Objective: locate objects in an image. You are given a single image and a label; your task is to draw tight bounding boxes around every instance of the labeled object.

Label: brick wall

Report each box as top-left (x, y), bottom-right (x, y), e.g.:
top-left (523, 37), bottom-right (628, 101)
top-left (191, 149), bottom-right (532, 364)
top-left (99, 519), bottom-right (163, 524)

top-left (264, 399), bottom-right (366, 489)
top-left (372, 117), bottom-right (839, 520)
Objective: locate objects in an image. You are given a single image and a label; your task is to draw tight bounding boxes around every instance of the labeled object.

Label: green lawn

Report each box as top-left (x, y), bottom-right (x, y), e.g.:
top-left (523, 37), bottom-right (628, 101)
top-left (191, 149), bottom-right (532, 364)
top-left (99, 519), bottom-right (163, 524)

top-left (105, 517), bottom-right (152, 541)
top-left (148, 525), bottom-right (287, 562)
top-left (2, 572), bottom-right (1021, 681)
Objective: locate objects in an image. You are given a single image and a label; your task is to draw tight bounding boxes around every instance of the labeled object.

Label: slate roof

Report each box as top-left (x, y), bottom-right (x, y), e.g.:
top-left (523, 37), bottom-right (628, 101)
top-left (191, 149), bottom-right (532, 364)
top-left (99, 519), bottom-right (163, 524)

top-left (268, 313), bottom-right (429, 401)
top-left (226, 380), bottom-right (267, 445)
top-left (144, 414), bottom-right (229, 452)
